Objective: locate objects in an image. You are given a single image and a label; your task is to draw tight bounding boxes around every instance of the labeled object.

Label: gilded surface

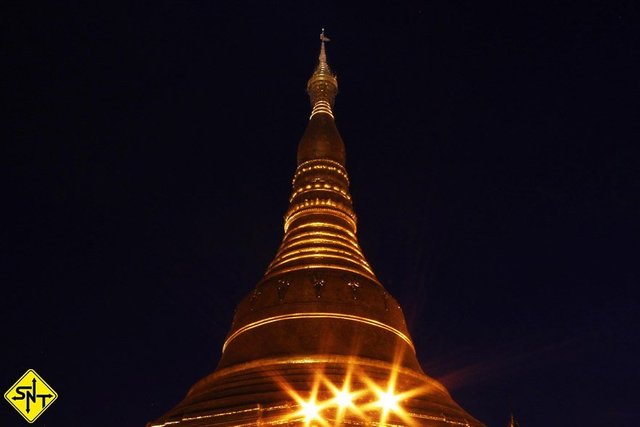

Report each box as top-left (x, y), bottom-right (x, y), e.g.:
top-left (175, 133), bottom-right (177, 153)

top-left (149, 35), bottom-right (485, 427)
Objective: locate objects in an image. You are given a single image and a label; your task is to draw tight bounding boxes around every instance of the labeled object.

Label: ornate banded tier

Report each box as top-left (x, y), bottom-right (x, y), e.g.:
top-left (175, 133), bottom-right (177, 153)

top-left (265, 157), bottom-right (376, 284)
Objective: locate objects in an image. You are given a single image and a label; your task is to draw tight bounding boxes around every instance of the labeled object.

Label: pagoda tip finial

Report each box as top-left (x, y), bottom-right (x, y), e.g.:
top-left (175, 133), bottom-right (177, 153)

top-left (319, 28), bottom-right (330, 63)
top-left (307, 28), bottom-right (338, 119)
top-left (320, 28), bottom-right (331, 43)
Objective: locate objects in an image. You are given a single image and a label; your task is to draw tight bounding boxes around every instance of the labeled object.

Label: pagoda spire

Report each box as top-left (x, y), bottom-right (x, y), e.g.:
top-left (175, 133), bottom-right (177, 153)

top-left (264, 29), bottom-right (375, 285)
top-left (307, 28), bottom-right (338, 119)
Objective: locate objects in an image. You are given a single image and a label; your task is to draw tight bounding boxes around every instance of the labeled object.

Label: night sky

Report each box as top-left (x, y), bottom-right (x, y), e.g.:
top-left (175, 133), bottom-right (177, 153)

top-left (3, 2), bottom-right (639, 426)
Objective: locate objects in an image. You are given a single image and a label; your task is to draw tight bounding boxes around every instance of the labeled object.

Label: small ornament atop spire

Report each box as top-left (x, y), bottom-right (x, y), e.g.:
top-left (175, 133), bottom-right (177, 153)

top-left (320, 28), bottom-right (330, 42)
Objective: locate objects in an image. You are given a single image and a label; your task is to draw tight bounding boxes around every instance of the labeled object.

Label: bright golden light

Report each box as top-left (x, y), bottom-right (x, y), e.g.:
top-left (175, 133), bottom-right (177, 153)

top-left (275, 370), bottom-right (329, 426)
top-left (358, 355), bottom-right (419, 427)
top-left (272, 356), bottom-right (433, 427)
top-left (335, 390), bottom-right (353, 408)
top-left (376, 390), bottom-right (400, 412)
top-left (300, 400), bottom-right (320, 423)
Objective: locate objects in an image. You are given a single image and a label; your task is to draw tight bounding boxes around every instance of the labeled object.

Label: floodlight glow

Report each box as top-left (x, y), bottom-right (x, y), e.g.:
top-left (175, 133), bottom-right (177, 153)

top-left (335, 390), bottom-right (353, 408)
top-left (376, 390), bottom-right (400, 412)
top-left (301, 400), bottom-right (320, 423)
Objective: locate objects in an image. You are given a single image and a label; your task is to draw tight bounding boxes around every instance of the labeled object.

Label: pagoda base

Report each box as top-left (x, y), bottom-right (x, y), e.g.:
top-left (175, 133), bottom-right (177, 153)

top-left (148, 355), bottom-right (484, 427)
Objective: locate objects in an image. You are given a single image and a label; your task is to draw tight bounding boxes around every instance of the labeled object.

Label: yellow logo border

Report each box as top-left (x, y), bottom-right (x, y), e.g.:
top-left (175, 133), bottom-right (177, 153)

top-left (4, 369), bottom-right (58, 423)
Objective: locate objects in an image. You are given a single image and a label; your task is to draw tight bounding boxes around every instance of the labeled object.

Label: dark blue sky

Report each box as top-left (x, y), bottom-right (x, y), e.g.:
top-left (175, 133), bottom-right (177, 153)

top-left (3, 2), bottom-right (638, 426)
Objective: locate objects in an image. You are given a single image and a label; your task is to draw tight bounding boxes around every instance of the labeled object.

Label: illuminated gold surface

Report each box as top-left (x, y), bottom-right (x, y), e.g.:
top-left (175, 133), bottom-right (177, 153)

top-left (188, 355), bottom-right (448, 394)
top-left (273, 154), bottom-right (373, 279)
top-left (272, 246), bottom-right (368, 263)
top-left (261, 263), bottom-right (381, 284)
top-left (287, 230), bottom-right (361, 248)
top-left (278, 237), bottom-right (364, 254)
top-left (294, 159), bottom-right (350, 183)
top-left (150, 356), bottom-right (482, 426)
top-left (269, 254), bottom-right (374, 275)
top-left (289, 186), bottom-right (351, 202)
top-left (310, 100), bottom-right (334, 119)
top-left (149, 33), bottom-right (485, 427)
top-left (284, 207), bottom-right (357, 233)
top-left (222, 312), bottom-right (415, 353)
top-left (283, 221), bottom-right (357, 239)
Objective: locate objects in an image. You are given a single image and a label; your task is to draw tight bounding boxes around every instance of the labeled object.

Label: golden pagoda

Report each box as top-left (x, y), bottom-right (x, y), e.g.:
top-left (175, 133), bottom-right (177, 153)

top-left (148, 32), bottom-right (485, 427)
